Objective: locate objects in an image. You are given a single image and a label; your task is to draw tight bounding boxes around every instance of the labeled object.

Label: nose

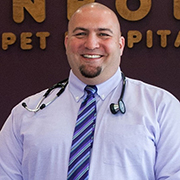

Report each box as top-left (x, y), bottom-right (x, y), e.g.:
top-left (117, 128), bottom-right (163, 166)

top-left (84, 33), bottom-right (100, 50)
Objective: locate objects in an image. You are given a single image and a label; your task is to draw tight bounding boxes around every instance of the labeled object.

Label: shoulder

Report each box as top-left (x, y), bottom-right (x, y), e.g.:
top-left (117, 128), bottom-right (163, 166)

top-left (126, 77), bottom-right (179, 105)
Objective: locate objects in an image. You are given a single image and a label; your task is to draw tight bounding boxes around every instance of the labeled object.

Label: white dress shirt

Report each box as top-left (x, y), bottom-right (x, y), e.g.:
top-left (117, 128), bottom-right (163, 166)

top-left (0, 68), bottom-right (180, 180)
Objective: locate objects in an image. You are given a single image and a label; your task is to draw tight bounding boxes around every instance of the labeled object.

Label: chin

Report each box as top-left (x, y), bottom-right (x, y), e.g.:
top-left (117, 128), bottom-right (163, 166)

top-left (80, 66), bottom-right (102, 78)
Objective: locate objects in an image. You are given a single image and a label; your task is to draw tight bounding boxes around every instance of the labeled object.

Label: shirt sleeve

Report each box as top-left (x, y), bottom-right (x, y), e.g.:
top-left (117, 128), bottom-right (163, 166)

top-left (0, 108), bottom-right (23, 180)
top-left (155, 94), bottom-right (180, 179)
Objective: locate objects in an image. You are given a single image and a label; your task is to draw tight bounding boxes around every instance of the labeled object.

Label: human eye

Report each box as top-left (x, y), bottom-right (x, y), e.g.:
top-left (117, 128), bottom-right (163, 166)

top-left (99, 33), bottom-right (111, 37)
top-left (74, 31), bottom-right (87, 38)
top-left (98, 28), bottom-right (113, 39)
top-left (98, 32), bottom-right (112, 39)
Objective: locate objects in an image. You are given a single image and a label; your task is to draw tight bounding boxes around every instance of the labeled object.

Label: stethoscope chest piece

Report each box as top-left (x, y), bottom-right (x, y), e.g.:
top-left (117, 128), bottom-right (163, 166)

top-left (110, 100), bottom-right (126, 114)
top-left (109, 72), bottom-right (126, 115)
top-left (119, 100), bottom-right (126, 114)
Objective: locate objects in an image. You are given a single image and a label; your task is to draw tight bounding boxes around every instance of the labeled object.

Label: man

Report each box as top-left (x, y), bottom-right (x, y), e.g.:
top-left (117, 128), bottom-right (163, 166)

top-left (0, 2), bottom-right (180, 180)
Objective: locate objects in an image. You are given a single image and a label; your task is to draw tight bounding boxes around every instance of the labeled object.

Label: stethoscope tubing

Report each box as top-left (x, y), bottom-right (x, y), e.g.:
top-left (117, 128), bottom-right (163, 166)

top-left (22, 79), bottom-right (68, 113)
top-left (22, 73), bottom-right (126, 115)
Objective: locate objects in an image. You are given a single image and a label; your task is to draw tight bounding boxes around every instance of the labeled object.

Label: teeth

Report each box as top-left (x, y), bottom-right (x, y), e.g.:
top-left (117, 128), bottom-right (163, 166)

top-left (83, 55), bottom-right (101, 59)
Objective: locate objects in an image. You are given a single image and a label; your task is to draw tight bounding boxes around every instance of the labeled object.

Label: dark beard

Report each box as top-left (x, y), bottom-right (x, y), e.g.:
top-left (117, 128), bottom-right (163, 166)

top-left (80, 65), bottom-right (102, 78)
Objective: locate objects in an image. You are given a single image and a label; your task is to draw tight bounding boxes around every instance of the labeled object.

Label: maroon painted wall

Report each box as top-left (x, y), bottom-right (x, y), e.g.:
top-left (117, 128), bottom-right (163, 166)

top-left (0, 0), bottom-right (180, 129)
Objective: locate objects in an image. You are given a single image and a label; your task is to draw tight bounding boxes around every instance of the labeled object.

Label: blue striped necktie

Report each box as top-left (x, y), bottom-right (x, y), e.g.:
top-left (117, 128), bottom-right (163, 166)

top-left (67, 85), bottom-right (97, 180)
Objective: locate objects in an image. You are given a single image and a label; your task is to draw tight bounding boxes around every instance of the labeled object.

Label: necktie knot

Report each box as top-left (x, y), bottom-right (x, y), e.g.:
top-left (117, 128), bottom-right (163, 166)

top-left (85, 85), bottom-right (97, 95)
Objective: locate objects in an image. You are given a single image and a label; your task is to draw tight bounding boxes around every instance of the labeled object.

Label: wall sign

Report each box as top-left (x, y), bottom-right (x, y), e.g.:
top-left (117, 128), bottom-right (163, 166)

top-left (1, 0), bottom-right (180, 50)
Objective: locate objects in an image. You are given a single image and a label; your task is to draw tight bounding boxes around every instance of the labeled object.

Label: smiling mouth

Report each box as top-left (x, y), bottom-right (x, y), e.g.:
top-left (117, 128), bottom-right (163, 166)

top-left (82, 54), bottom-right (102, 59)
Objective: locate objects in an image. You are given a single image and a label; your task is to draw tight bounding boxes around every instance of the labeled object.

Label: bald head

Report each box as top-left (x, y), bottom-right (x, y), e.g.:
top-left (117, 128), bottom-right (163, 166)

top-left (68, 3), bottom-right (121, 36)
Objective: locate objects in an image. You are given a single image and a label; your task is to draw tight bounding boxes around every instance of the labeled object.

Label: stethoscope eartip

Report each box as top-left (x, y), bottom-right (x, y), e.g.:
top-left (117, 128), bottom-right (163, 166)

top-left (22, 102), bottom-right (27, 108)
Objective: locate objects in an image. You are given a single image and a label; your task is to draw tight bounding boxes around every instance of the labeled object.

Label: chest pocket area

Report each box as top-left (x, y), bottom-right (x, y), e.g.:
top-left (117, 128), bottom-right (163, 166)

top-left (103, 122), bottom-right (146, 168)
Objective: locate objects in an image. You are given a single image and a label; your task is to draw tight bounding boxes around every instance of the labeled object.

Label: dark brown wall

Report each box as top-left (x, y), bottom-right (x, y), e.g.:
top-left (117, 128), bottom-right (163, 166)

top-left (1, 0), bottom-right (180, 129)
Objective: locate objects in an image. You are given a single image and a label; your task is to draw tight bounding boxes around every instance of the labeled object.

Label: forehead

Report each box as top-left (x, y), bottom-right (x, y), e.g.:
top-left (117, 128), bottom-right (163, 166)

top-left (69, 7), bottom-right (119, 32)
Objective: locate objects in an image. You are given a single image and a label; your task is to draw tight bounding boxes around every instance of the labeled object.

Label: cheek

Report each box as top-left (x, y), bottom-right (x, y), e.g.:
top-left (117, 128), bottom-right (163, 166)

top-left (67, 38), bottom-right (84, 53)
top-left (66, 42), bottom-right (81, 66)
top-left (67, 43), bottom-right (76, 54)
top-left (103, 42), bottom-right (120, 58)
top-left (103, 42), bottom-right (121, 66)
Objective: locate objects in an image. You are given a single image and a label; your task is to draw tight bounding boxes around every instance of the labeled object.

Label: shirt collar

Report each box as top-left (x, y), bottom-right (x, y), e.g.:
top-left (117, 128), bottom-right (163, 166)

top-left (68, 68), bottom-right (122, 102)
top-left (96, 68), bottom-right (122, 100)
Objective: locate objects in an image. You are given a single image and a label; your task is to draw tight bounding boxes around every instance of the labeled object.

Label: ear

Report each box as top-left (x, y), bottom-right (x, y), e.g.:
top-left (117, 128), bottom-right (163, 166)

top-left (119, 36), bottom-right (125, 56)
top-left (64, 33), bottom-right (68, 49)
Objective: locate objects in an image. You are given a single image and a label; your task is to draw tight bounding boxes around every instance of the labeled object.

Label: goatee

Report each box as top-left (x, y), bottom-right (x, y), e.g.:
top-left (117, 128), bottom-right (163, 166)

top-left (80, 65), bottom-right (102, 78)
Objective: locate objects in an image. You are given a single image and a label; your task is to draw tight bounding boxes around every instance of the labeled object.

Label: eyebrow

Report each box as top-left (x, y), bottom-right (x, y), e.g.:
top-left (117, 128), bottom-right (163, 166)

top-left (98, 28), bottom-right (113, 34)
top-left (72, 27), bottom-right (87, 33)
top-left (72, 27), bottom-right (113, 34)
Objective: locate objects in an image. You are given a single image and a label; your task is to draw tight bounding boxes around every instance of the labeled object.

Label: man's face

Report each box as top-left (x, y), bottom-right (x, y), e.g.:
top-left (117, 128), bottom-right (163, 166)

top-left (65, 5), bottom-right (125, 85)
